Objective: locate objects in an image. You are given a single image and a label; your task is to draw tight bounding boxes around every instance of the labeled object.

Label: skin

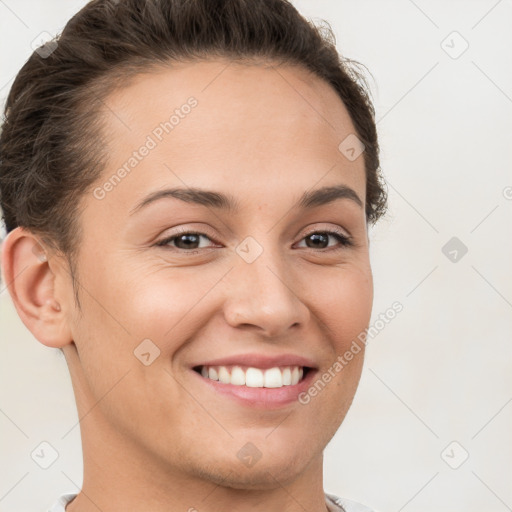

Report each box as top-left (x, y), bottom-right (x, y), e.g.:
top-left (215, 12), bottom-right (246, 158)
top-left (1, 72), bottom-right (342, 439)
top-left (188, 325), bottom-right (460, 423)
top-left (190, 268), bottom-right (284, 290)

top-left (2, 60), bottom-right (373, 512)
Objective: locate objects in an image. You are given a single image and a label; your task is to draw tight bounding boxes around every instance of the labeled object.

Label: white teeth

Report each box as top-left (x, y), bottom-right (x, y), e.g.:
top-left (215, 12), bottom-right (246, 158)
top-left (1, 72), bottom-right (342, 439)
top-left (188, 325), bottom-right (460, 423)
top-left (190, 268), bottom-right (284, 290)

top-left (198, 365), bottom-right (306, 388)
top-left (263, 367), bottom-right (282, 388)
top-left (218, 366), bottom-right (231, 384)
top-left (245, 368), bottom-right (264, 387)
top-left (231, 366), bottom-right (246, 386)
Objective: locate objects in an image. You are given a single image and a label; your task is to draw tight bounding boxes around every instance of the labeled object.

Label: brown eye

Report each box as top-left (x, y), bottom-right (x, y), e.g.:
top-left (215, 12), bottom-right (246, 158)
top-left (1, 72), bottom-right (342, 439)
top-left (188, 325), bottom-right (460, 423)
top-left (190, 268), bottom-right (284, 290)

top-left (172, 233), bottom-right (202, 250)
top-left (156, 231), bottom-right (216, 251)
top-left (297, 230), bottom-right (353, 251)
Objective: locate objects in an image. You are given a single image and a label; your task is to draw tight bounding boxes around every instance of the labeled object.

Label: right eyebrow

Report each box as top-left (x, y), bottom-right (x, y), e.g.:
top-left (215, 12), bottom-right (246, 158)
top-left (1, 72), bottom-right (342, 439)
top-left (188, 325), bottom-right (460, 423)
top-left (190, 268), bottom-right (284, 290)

top-left (129, 187), bottom-right (240, 216)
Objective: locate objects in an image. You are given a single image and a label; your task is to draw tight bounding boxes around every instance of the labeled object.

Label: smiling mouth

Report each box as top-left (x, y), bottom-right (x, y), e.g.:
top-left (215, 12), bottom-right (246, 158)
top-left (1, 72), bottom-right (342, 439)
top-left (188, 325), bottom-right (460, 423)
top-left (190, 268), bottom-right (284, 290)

top-left (193, 364), bottom-right (311, 388)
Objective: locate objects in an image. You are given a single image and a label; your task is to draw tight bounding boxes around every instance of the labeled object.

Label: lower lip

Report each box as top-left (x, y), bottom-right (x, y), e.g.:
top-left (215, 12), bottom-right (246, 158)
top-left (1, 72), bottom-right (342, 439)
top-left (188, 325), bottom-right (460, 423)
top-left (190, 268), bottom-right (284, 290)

top-left (191, 368), bottom-right (317, 409)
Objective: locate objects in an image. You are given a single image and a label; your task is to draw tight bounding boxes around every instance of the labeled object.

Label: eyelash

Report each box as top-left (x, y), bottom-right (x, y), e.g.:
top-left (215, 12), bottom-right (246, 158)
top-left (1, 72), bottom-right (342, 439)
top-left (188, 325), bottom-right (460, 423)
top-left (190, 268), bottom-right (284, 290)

top-left (155, 227), bottom-right (353, 253)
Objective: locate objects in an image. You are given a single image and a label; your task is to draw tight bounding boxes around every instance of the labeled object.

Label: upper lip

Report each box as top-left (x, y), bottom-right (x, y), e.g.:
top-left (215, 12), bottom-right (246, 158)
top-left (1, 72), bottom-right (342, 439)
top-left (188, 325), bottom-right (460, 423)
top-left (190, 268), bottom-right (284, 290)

top-left (192, 353), bottom-right (317, 370)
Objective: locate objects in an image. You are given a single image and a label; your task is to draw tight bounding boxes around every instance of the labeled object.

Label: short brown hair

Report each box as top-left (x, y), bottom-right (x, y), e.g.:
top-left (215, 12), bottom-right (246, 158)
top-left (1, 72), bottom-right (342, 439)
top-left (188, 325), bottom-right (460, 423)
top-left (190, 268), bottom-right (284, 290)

top-left (0, 0), bottom-right (387, 275)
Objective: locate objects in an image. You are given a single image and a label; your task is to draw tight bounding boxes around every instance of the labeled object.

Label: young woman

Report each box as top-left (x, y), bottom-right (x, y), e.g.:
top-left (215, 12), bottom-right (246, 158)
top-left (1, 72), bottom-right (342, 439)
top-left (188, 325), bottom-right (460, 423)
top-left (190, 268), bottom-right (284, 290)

top-left (0, 0), bottom-right (387, 510)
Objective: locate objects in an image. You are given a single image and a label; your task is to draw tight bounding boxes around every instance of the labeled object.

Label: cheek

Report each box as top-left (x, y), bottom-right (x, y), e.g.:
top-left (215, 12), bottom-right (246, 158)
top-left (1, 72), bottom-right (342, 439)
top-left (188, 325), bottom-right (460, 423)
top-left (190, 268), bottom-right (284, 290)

top-left (103, 262), bottom-right (232, 367)
top-left (313, 263), bottom-right (373, 349)
top-left (296, 266), bottom-right (372, 435)
top-left (126, 267), bottom-right (218, 337)
top-left (78, 255), bottom-right (196, 337)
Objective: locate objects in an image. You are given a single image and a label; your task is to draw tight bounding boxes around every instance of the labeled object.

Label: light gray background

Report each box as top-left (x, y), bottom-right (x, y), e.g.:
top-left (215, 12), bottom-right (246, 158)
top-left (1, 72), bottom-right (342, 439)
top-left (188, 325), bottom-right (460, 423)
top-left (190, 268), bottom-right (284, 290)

top-left (1, 1), bottom-right (511, 511)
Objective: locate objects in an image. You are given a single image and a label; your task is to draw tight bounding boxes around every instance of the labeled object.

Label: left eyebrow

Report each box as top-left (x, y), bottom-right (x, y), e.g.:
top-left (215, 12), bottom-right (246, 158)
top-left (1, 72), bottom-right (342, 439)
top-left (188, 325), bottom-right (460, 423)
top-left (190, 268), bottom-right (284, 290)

top-left (129, 184), bottom-right (363, 216)
top-left (298, 185), bottom-right (363, 210)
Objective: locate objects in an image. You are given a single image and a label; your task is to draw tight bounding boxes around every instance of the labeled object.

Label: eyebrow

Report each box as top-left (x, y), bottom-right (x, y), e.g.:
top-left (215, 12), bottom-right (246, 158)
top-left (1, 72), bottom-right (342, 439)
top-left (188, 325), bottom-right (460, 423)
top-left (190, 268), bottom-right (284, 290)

top-left (129, 184), bottom-right (363, 216)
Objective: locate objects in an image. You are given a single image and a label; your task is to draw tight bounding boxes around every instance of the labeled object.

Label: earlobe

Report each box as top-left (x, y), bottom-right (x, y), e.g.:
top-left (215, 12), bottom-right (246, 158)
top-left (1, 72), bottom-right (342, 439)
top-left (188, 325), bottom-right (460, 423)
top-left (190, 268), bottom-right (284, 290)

top-left (1, 227), bottom-right (73, 348)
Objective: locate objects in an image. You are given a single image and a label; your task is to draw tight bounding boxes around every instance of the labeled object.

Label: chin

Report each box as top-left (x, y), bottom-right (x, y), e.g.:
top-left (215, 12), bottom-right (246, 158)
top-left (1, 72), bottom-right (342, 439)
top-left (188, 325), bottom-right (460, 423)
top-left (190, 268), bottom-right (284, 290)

top-left (169, 434), bottom-right (316, 491)
top-left (191, 457), bottom-right (311, 491)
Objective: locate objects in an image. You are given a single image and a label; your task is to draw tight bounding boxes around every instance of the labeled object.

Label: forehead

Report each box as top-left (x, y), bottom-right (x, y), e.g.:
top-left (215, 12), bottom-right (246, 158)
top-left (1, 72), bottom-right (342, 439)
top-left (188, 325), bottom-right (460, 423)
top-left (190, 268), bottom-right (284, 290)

top-left (105, 60), bottom-right (357, 140)
top-left (92, 60), bottom-right (365, 215)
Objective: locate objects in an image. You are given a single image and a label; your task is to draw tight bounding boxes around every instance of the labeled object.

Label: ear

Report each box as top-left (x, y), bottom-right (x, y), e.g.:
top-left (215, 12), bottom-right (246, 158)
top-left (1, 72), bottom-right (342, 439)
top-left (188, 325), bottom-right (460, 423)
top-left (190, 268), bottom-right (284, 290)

top-left (1, 227), bottom-right (73, 348)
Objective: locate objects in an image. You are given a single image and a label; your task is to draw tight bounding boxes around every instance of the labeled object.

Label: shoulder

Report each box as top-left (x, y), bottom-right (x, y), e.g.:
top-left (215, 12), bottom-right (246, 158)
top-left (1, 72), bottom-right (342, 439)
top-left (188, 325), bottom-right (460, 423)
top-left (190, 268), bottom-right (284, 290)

top-left (325, 492), bottom-right (380, 512)
top-left (48, 492), bottom-right (78, 512)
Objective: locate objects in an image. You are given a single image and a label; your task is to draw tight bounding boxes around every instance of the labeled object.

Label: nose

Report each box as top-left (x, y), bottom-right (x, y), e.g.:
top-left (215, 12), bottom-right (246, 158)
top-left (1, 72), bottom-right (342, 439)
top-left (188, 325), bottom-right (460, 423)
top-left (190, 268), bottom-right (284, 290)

top-left (222, 245), bottom-right (310, 338)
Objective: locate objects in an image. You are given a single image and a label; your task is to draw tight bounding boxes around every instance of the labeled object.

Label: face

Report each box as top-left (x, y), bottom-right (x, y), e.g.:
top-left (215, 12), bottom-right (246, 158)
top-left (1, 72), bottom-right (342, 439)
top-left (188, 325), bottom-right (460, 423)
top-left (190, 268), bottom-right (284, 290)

top-left (62, 60), bottom-right (373, 489)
